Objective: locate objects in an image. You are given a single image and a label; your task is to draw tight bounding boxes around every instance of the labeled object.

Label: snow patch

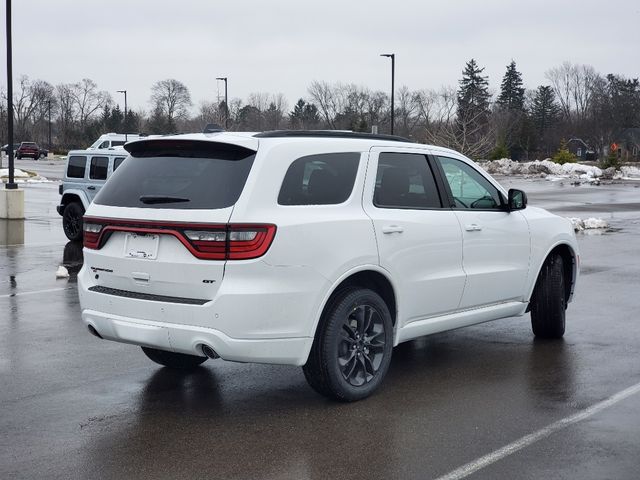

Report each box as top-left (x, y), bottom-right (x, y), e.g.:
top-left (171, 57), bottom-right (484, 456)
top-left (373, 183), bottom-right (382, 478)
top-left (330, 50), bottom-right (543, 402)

top-left (55, 266), bottom-right (70, 278)
top-left (569, 217), bottom-right (609, 232)
top-left (481, 159), bottom-right (602, 182)
top-left (0, 168), bottom-right (31, 178)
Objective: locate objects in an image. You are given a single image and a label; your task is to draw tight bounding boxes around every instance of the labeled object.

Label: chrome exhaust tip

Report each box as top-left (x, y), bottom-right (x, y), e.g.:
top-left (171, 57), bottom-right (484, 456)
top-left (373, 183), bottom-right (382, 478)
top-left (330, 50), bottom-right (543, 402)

top-left (87, 325), bottom-right (103, 339)
top-left (200, 344), bottom-right (219, 359)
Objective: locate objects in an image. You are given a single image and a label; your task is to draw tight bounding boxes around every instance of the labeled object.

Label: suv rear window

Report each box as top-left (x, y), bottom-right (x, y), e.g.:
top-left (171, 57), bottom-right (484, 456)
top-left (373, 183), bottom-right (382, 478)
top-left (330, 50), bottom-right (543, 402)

top-left (67, 156), bottom-right (87, 178)
top-left (278, 153), bottom-right (360, 205)
top-left (93, 141), bottom-right (256, 209)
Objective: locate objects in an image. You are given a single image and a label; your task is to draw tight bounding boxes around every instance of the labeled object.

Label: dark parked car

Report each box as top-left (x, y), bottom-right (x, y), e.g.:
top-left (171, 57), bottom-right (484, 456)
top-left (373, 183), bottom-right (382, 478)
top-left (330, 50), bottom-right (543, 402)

top-left (16, 142), bottom-right (47, 159)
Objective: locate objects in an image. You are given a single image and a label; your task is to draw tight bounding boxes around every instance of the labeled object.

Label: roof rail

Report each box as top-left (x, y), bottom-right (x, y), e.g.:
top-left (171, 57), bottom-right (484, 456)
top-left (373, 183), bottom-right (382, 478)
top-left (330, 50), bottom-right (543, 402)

top-left (253, 130), bottom-right (412, 142)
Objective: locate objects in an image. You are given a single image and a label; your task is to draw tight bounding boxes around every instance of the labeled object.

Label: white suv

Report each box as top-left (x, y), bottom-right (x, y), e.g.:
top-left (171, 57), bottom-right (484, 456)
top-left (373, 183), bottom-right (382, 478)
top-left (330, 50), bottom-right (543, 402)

top-left (78, 131), bottom-right (579, 401)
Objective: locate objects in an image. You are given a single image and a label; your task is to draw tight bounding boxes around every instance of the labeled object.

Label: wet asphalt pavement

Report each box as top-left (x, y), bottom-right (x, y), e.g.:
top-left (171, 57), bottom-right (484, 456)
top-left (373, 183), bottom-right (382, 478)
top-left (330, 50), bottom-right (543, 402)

top-left (1, 169), bottom-right (640, 479)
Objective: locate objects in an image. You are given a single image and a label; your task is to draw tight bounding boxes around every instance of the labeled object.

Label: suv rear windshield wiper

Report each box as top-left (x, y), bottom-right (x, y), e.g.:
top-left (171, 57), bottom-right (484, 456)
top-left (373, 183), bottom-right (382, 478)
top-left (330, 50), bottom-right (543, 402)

top-left (139, 195), bottom-right (190, 204)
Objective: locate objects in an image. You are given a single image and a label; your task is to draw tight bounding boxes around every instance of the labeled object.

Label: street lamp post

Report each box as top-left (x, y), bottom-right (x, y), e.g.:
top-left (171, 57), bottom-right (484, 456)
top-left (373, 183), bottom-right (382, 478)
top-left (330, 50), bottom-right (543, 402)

top-left (47, 100), bottom-right (51, 150)
top-left (117, 89), bottom-right (127, 140)
top-left (216, 77), bottom-right (228, 129)
top-left (5, 0), bottom-right (17, 189)
top-left (380, 53), bottom-right (395, 135)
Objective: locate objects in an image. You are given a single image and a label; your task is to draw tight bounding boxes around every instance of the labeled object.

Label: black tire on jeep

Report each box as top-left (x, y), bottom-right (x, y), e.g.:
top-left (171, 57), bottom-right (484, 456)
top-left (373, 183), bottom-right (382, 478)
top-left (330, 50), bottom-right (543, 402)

top-left (62, 202), bottom-right (85, 241)
top-left (530, 254), bottom-right (566, 338)
top-left (141, 347), bottom-right (207, 369)
top-left (303, 287), bottom-right (393, 402)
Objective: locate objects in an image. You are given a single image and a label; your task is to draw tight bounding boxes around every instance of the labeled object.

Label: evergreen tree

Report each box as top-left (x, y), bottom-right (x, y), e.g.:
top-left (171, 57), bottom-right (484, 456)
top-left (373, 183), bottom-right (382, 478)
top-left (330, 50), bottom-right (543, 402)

top-left (289, 98), bottom-right (320, 129)
top-left (531, 86), bottom-right (561, 135)
top-left (457, 59), bottom-right (491, 123)
top-left (497, 60), bottom-right (525, 111)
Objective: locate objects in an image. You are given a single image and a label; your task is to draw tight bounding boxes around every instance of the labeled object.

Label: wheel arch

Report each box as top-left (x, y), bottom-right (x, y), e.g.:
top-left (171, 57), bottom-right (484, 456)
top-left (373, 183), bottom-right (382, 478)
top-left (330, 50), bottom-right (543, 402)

top-left (527, 242), bottom-right (578, 309)
top-left (61, 190), bottom-right (90, 211)
top-left (304, 266), bottom-right (398, 361)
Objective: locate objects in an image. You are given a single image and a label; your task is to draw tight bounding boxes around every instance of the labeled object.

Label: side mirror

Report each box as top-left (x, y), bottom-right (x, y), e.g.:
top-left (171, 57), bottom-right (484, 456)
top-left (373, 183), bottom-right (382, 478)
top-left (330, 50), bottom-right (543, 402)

top-left (507, 189), bottom-right (527, 211)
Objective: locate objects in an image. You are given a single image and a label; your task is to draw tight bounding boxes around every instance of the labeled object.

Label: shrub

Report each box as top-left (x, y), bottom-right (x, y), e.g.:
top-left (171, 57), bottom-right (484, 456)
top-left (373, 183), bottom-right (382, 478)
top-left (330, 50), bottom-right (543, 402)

top-left (601, 149), bottom-right (619, 169)
top-left (489, 142), bottom-right (510, 160)
top-left (552, 139), bottom-right (577, 165)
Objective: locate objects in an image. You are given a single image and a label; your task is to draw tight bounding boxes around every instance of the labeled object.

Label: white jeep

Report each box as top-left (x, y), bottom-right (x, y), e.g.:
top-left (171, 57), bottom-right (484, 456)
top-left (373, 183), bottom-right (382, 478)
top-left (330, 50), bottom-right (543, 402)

top-left (78, 131), bottom-right (579, 401)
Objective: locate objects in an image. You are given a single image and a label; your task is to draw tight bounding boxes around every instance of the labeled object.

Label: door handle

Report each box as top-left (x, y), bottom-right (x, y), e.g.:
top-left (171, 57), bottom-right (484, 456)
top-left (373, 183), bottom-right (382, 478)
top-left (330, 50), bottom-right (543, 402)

top-left (382, 225), bottom-right (404, 234)
top-left (465, 224), bottom-right (482, 232)
top-left (87, 186), bottom-right (96, 190)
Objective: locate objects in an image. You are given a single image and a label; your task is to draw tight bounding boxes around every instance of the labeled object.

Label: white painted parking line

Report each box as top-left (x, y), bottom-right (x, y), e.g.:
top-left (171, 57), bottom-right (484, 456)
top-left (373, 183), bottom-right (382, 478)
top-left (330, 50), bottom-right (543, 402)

top-left (0, 287), bottom-right (73, 299)
top-left (435, 381), bottom-right (640, 480)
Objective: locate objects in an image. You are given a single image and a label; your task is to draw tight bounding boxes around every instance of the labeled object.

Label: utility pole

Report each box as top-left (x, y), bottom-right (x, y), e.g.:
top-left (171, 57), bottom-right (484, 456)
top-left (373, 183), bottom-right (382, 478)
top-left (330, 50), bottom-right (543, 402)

top-left (380, 53), bottom-right (395, 135)
top-left (216, 77), bottom-right (228, 129)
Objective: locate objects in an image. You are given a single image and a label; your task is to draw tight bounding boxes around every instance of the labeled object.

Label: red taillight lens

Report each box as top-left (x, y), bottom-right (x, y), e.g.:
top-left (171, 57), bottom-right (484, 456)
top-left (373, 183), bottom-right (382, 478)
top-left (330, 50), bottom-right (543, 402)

top-left (83, 222), bottom-right (103, 249)
top-left (227, 225), bottom-right (277, 260)
top-left (81, 218), bottom-right (276, 260)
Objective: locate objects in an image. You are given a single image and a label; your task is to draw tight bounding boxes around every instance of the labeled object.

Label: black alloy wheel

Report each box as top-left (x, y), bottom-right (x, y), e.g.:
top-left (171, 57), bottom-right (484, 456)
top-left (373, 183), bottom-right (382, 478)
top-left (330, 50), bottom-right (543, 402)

top-left (339, 304), bottom-right (386, 386)
top-left (303, 287), bottom-right (393, 401)
top-left (62, 202), bottom-right (84, 241)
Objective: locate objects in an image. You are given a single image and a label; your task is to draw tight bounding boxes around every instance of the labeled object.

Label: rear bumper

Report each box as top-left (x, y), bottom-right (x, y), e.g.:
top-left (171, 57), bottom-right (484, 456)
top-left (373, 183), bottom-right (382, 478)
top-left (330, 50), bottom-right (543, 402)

top-left (82, 309), bottom-right (313, 366)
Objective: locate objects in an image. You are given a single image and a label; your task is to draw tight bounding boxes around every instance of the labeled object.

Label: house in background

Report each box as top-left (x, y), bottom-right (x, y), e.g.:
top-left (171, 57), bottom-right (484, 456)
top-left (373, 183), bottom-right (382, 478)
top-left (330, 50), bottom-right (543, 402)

top-left (567, 138), bottom-right (597, 161)
top-left (613, 128), bottom-right (640, 161)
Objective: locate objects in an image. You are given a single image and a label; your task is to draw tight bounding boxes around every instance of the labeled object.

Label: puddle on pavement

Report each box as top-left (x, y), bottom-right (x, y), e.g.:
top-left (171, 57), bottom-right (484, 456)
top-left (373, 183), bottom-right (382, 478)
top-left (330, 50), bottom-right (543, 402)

top-left (62, 241), bottom-right (84, 274)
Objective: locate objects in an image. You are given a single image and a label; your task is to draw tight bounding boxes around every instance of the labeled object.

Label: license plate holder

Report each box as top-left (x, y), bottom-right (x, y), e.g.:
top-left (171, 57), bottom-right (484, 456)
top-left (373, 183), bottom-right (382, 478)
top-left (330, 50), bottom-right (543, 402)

top-left (124, 233), bottom-right (159, 260)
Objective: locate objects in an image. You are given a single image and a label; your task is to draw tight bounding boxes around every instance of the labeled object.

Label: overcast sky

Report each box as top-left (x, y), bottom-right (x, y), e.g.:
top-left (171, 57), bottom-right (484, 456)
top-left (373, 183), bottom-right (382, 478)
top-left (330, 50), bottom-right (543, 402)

top-left (2, 0), bottom-right (639, 112)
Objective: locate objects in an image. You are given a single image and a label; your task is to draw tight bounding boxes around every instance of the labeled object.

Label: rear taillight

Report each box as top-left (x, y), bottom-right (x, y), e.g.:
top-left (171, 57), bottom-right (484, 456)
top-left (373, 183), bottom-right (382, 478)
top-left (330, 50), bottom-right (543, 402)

top-left (83, 222), bottom-right (104, 249)
top-left (82, 217), bottom-right (276, 260)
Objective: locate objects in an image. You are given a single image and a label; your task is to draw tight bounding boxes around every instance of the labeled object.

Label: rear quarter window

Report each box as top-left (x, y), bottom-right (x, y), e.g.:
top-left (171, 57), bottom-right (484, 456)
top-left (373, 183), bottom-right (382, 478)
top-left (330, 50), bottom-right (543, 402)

top-left (93, 141), bottom-right (256, 209)
top-left (89, 156), bottom-right (109, 180)
top-left (67, 156), bottom-right (87, 178)
top-left (278, 153), bottom-right (360, 205)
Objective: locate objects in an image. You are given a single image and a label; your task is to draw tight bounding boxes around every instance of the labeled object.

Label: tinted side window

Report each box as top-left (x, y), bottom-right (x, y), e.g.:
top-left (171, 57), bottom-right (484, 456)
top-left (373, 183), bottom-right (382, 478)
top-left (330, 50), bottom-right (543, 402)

top-left (67, 156), bottom-right (87, 178)
top-left (436, 156), bottom-right (503, 209)
top-left (89, 156), bottom-right (109, 180)
top-left (98, 141), bottom-right (109, 149)
top-left (278, 153), bottom-right (360, 205)
top-left (113, 157), bottom-right (126, 171)
top-left (374, 153), bottom-right (441, 209)
top-left (111, 141), bottom-right (126, 147)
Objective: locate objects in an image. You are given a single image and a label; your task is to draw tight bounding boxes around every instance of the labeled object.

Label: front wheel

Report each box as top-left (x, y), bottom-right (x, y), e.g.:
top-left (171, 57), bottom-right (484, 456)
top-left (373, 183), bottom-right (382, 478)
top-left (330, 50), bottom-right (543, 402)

top-left (62, 202), bottom-right (84, 241)
top-left (530, 254), bottom-right (566, 338)
top-left (141, 347), bottom-right (207, 369)
top-left (303, 287), bottom-right (393, 401)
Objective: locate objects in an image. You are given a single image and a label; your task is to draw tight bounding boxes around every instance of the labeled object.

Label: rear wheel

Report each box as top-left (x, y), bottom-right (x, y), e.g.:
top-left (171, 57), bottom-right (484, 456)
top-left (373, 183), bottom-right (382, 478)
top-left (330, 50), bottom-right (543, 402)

top-left (303, 287), bottom-right (393, 401)
top-left (141, 347), bottom-right (207, 369)
top-left (62, 202), bottom-right (84, 241)
top-left (530, 254), bottom-right (566, 338)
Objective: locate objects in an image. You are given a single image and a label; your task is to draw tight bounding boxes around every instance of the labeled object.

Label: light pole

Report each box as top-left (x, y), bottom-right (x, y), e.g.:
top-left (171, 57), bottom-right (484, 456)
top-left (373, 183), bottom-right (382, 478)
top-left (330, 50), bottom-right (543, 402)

top-left (380, 53), bottom-right (395, 135)
top-left (47, 99), bottom-right (51, 150)
top-left (5, 0), bottom-right (16, 189)
top-left (216, 77), bottom-right (228, 129)
top-left (117, 89), bottom-right (127, 140)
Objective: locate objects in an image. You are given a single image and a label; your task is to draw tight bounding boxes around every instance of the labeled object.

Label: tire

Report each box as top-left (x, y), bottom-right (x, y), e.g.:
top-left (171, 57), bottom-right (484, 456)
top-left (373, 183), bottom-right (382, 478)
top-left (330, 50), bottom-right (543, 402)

top-left (141, 347), bottom-right (207, 369)
top-left (62, 202), bottom-right (85, 241)
top-left (530, 254), bottom-right (566, 338)
top-left (303, 287), bottom-right (393, 401)
top-left (39, 152), bottom-right (45, 159)
top-left (16, 154), bottom-right (21, 160)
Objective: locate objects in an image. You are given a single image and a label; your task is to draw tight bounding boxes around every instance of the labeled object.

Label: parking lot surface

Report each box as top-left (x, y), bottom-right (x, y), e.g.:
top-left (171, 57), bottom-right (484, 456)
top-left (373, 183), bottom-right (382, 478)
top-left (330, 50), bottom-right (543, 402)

top-left (1, 173), bottom-right (640, 479)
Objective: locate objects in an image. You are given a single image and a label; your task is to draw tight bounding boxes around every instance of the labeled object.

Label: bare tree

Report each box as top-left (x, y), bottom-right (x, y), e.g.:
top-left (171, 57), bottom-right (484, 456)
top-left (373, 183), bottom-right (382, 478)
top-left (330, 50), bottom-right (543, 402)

top-left (546, 62), bottom-right (600, 122)
top-left (425, 87), bottom-right (495, 159)
top-left (72, 78), bottom-right (111, 130)
top-left (150, 79), bottom-right (192, 126)
top-left (308, 81), bottom-right (345, 129)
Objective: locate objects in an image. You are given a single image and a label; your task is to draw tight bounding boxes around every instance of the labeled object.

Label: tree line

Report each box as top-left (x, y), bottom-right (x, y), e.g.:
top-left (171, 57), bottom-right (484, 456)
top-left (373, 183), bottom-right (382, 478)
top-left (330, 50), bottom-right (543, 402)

top-left (1, 59), bottom-right (639, 160)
